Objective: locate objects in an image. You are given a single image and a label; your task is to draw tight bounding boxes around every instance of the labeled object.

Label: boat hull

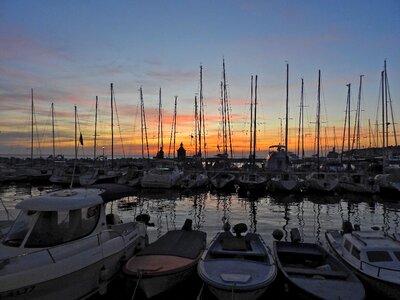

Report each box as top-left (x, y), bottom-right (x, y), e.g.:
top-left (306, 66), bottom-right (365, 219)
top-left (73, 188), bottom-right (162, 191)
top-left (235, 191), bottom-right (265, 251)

top-left (126, 258), bottom-right (198, 298)
top-left (0, 236), bottom-right (147, 300)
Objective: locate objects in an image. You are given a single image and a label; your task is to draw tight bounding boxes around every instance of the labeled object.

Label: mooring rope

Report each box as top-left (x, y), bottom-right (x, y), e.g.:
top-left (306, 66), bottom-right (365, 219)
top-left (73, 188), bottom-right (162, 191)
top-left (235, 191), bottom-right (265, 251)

top-left (130, 271), bottom-right (143, 300)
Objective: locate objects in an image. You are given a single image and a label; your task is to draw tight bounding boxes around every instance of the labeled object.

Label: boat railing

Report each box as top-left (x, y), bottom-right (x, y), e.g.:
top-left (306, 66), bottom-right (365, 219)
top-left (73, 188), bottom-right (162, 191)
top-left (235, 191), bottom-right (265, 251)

top-left (359, 260), bottom-right (400, 278)
top-left (0, 227), bottom-right (130, 272)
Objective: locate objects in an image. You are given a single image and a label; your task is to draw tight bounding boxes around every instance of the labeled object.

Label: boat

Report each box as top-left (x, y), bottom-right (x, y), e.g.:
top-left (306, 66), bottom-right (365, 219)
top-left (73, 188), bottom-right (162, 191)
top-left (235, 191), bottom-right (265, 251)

top-left (326, 221), bottom-right (400, 299)
top-left (79, 167), bottom-right (121, 186)
top-left (198, 221), bottom-right (277, 300)
top-left (236, 75), bottom-right (268, 194)
top-left (374, 171), bottom-right (400, 197)
top-left (273, 228), bottom-right (365, 300)
top-left (339, 172), bottom-right (377, 194)
top-left (210, 170), bottom-right (236, 190)
top-left (305, 171), bottom-right (339, 193)
top-left (0, 184), bottom-right (149, 300)
top-left (140, 160), bottom-right (183, 189)
top-left (180, 171), bottom-right (209, 189)
top-left (123, 219), bottom-right (206, 298)
top-left (268, 172), bottom-right (303, 193)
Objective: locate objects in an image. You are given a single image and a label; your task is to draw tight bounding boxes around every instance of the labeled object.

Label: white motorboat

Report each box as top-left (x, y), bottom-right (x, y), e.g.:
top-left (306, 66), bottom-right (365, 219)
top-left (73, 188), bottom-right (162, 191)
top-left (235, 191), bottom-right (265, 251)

top-left (180, 171), bottom-right (209, 189)
top-left (236, 172), bottom-right (268, 193)
top-left (141, 161), bottom-right (183, 189)
top-left (268, 172), bottom-right (303, 193)
top-left (339, 173), bottom-right (377, 194)
top-left (210, 171), bottom-right (236, 190)
top-left (198, 222), bottom-right (277, 300)
top-left (305, 172), bottom-right (339, 193)
top-left (326, 222), bottom-right (400, 299)
top-left (0, 185), bottom-right (149, 300)
top-left (79, 167), bottom-right (121, 186)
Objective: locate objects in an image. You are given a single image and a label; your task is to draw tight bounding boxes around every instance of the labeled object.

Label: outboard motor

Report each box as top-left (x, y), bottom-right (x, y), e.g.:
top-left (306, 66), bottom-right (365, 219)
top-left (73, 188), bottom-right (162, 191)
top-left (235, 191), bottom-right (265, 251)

top-left (290, 228), bottom-right (301, 243)
top-left (181, 219), bottom-right (193, 231)
top-left (342, 221), bottom-right (353, 234)
top-left (222, 217), bottom-right (231, 232)
top-left (136, 213), bottom-right (155, 227)
top-left (233, 223), bottom-right (247, 237)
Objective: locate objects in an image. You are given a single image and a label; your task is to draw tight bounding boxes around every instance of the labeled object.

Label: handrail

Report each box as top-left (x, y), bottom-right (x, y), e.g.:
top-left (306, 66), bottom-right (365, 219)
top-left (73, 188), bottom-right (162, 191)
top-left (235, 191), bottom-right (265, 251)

top-left (0, 227), bottom-right (130, 269)
top-left (359, 259), bottom-right (400, 278)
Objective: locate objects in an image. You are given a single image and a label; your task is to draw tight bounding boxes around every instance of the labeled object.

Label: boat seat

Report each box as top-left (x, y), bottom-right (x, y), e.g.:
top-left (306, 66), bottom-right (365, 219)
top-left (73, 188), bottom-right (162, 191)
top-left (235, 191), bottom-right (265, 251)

top-left (284, 267), bottom-right (348, 279)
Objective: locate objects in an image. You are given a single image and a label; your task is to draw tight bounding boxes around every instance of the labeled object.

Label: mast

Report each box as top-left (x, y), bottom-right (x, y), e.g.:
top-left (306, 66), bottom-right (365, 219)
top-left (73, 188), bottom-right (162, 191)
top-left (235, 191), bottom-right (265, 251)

top-left (200, 65), bottom-right (207, 158)
top-left (285, 63), bottom-right (289, 154)
top-left (347, 84), bottom-right (351, 166)
top-left (140, 87), bottom-right (150, 159)
top-left (94, 96), bottom-right (98, 160)
top-left (168, 96), bottom-right (178, 158)
top-left (51, 102), bottom-right (55, 158)
top-left (157, 88), bottom-right (163, 154)
top-left (301, 79), bottom-right (305, 159)
top-left (352, 75), bottom-right (363, 150)
top-left (249, 75), bottom-right (253, 160)
top-left (74, 105), bottom-right (77, 161)
top-left (194, 95), bottom-right (198, 155)
top-left (316, 70), bottom-right (321, 170)
top-left (110, 83), bottom-right (114, 168)
top-left (31, 88), bottom-right (34, 165)
top-left (341, 84), bottom-right (351, 164)
top-left (222, 59), bottom-right (233, 158)
top-left (384, 61), bottom-right (389, 148)
top-left (381, 70), bottom-right (385, 149)
top-left (253, 75), bottom-right (258, 164)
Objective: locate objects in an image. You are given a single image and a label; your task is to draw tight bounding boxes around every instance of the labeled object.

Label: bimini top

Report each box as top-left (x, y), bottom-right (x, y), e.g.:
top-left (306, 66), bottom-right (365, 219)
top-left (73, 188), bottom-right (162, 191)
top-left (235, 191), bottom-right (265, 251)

top-left (16, 188), bottom-right (104, 211)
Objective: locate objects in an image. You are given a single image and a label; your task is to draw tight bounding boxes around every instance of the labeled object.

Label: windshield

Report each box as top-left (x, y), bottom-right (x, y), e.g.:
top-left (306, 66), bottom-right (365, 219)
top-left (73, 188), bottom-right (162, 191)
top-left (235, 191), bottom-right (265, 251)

top-left (3, 210), bottom-right (37, 247)
top-left (3, 205), bottom-right (101, 248)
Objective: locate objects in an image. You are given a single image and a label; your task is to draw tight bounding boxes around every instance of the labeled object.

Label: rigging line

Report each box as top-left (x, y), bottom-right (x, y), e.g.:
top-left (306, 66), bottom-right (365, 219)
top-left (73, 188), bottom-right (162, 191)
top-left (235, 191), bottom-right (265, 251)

top-left (113, 96), bottom-right (126, 158)
top-left (385, 70), bottom-right (398, 146)
top-left (33, 101), bottom-right (43, 158)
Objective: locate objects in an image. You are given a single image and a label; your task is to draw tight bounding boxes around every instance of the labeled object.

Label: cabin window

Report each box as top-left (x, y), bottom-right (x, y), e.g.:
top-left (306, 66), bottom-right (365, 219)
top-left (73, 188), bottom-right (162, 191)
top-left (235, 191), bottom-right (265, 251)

top-left (366, 251), bottom-right (393, 262)
top-left (2, 210), bottom-right (37, 247)
top-left (351, 247), bottom-right (360, 260)
top-left (344, 239), bottom-right (352, 252)
top-left (25, 205), bottom-right (100, 247)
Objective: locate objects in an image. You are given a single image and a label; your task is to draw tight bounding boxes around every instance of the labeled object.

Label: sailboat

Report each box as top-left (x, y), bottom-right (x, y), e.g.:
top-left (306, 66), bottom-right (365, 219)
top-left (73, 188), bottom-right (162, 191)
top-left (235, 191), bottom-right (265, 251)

top-left (267, 65), bottom-right (303, 193)
top-left (237, 75), bottom-right (268, 193)
top-left (374, 61), bottom-right (400, 197)
top-left (79, 85), bottom-right (123, 186)
top-left (181, 65), bottom-right (209, 189)
top-left (305, 70), bottom-right (339, 193)
top-left (141, 88), bottom-right (183, 189)
top-left (210, 59), bottom-right (237, 190)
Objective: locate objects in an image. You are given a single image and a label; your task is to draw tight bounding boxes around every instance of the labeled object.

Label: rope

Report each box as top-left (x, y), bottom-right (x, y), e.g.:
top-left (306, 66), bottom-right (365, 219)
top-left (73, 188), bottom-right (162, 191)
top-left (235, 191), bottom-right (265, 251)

top-left (196, 283), bottom-right (204, 300)
top-left (131, 271), bottom-right (143, 300)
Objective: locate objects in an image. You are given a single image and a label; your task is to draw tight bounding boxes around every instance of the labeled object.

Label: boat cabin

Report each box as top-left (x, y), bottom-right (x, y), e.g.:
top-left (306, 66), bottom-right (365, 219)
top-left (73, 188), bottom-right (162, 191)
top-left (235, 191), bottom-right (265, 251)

top-left (341, 230), bottom-right (400, 273)
top-left (2, 189), bottom-right (105, 249)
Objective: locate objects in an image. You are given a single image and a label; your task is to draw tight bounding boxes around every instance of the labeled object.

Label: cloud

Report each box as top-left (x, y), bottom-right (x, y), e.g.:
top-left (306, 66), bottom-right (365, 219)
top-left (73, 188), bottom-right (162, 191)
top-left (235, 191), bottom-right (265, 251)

top-left (0, 27), bottom-right (70, 64)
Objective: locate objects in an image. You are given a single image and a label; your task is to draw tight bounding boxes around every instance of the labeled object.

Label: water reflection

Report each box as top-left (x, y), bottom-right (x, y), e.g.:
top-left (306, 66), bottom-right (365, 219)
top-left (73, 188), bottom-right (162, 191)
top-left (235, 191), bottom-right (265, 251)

top-left (1, 183), bottom-right (400, 247)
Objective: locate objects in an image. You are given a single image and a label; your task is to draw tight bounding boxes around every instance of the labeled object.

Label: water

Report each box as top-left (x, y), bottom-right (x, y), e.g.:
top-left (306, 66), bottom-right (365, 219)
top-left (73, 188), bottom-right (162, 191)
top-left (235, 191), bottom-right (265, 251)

top-left (1, 183), bottom-right (399, 299)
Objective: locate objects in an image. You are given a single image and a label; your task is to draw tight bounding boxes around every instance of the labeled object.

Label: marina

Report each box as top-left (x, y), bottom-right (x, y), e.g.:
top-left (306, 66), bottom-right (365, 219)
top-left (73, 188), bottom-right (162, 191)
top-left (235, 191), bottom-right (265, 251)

top-left (0, 176), bottom-right (399, 299)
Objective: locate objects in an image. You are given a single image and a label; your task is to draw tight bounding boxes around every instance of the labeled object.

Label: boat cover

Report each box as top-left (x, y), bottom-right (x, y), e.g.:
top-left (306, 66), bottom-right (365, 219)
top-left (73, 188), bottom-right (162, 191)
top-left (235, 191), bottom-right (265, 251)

top-left (137, 230), bottom-right (206, 259)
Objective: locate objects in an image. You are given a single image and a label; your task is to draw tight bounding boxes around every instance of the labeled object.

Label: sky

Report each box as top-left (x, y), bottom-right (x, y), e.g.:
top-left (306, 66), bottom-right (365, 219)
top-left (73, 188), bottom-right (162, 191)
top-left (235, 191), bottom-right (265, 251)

top-left (0, 0), bottom-right (399, 159)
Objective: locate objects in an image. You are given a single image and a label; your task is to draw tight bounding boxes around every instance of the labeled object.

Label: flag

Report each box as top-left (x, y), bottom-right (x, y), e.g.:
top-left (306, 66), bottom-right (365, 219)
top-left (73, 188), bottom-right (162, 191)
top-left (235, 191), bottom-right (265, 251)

top-left (79, 133), bottom-right (84, 146)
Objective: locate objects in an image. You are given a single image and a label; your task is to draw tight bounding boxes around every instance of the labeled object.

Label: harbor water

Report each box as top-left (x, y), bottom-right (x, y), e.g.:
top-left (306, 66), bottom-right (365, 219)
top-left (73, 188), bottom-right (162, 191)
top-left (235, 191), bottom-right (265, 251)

top-left (1, 183), bottom-right (399, 299)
